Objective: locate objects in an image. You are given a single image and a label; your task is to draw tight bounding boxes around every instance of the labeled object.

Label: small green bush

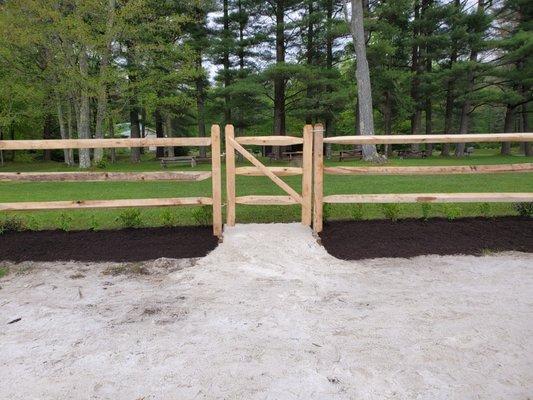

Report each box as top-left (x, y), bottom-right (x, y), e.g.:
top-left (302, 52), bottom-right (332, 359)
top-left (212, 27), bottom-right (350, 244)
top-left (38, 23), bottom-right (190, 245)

top-left (116, 208), bottom-right (143, 228)
top-left (89, 215), bottom-right (99, 231)
top-left (478, 202), bottom-right (492, 218)
top-left (421, 203), bottom-right (432, 220)
top-left (160, 209), bottom-right (177, 227)
top-left (58, 213), bottom-right (73, 231)
top-left (443, 204), bottom-right (461, 221)
top-left (350, 204), bottom-right (364, 220)
top-left (95, 159), bottom-right (108, 169)
top-left (381, 203), bottom-right (401, 222)
top-left (0, 215), bottom-right (27, 234)
top-left (192, 206), bottom-right (212, 226)
top-left (26, 216), bottom-right (40, 231)
top-left (513, 202), bottom-right (533, 217)
top-left (0, 266), bottom-right (9, 279)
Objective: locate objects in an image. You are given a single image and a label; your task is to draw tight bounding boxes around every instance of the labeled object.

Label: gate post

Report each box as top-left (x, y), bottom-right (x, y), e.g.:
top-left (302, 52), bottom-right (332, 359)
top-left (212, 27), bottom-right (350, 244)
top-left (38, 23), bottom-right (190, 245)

top-left (301, 125), bottom-right (313, 226)
top-left (211, 125), bottom-right (222, 236)
top-left (225, 124), bottom-right (236, 226)
top-left (313, 124), bottom-right (324, 233)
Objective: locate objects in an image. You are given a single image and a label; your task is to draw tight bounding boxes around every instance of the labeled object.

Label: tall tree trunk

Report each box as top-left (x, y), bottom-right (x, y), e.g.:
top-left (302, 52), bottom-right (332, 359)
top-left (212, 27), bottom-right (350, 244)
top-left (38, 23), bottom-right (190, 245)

top-left (274, 0), bottom-right (286, 135)
top-left (126, 42), bottom-right (141, 163)
top-left (57, 100), bottom-right (73, 166)
top-left (324, 0), bottom-right (334, 158)
top-left (109, 115), bottom-right (116, 163)
top-left (9, 123), bottom-right (15, 161)
top-left (522, 102), bottom-right (531, 156)
top-left (410, 0), bottom-right (422, 152)
top-left (456, 0), bottom-right (483, 157)
top-left (164, 115), bottom-right (174, 157)
top-left (154, 108), bottom-right (165, 158)
top-left (223, 0), bottom-right (232, 125)
top-left (305, 0), bottom-right (314, 125)
top-left (383, 90), bottom-right (393, 157)
top-left (0, 127), bottom-right (4, 166)
top-left (42, 112), bottom-right (53, 161)
top-left (78, 48), bottom-right (91, 169)
top-left (196, 51), bottom-right (207, 158)
top-left (129, 108), bottom-right (141, 163)
top-left (501, 104), bottom-right (513, 155)
top-left (345, 0), bottom-right (379, 161)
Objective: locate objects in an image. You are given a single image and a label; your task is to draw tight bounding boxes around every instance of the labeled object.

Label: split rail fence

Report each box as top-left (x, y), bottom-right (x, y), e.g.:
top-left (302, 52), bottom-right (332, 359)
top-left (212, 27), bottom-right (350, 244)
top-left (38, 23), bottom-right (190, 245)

top-left (0, 126), bottom-right (223, 236)
top-left (225, 124), bottom-right (313, 226)
top-left (312, 124), bottom-right (533, 232)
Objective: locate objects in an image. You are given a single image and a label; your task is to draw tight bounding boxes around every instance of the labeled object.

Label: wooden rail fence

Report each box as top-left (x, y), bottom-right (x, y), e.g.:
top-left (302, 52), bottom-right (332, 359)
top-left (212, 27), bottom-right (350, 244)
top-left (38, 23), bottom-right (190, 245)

top-left (312, 124), bottom-right (533, 233)
top-left (225, 124), bottom-right (313, 226)
top-left (0, 126), bottom-right (223, 237)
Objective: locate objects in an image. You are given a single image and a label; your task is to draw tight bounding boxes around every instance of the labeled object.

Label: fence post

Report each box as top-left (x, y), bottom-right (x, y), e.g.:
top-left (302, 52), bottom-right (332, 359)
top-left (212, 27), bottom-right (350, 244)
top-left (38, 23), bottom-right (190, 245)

top-left (225, 124), bottom-right (236, 226)
top-left (211, 125), bottom-right (223, 237)
top-left (301, 124), bottom-right (313, 226)
top-left (313, 124), bottom-right (324, 233)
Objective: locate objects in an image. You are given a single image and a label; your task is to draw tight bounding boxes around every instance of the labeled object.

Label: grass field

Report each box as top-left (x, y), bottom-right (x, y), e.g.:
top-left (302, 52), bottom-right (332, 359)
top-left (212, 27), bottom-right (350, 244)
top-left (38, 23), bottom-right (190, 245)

top-left (0, 147), bottom-right (532, 230)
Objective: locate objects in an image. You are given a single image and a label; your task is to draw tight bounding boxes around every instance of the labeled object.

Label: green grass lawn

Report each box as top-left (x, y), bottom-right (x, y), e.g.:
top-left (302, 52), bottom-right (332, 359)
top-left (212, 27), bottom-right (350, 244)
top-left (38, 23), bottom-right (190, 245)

top-left (0, 147), bottom-right (532, 230)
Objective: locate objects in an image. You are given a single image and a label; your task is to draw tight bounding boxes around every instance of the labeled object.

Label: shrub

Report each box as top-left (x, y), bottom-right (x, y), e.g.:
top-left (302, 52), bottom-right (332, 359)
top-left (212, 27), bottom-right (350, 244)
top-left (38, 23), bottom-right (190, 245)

top-left (443, 204), bottom-right (461, 221)
top-left (478, 202), bottom-right (492, 218)
top-left (513, 202), bottom-right (533, 217)
top-left (58, 213), bottom-right (73, 231)
top-left (381, 203), bottom-right (400, 222)
top-left (0, 215), bottom-right (27, 234)
top-left (26, 216), bottom-right (40, 231)
top-left (95, 159), bottom-right (108, 169)
top-left (350, 204), bottom-right (364, 220)
top-left (421, 203), bottom-right (432, 220)
top-left (89, 215), bottom-right (99, 231)
top-left (161, 209), bottom-right (177, 227)
top-left (192, 206), bottom-right (212, 226)
top-left (0, 266), bottom-right (9, 279)
top-left (116, 208), bottom-right (143, 228)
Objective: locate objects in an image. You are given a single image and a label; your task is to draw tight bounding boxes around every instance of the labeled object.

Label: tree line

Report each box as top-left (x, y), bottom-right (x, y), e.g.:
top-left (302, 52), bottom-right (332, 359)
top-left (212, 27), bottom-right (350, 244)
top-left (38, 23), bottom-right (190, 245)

top-left (0, 0), bottom-right (531, 168)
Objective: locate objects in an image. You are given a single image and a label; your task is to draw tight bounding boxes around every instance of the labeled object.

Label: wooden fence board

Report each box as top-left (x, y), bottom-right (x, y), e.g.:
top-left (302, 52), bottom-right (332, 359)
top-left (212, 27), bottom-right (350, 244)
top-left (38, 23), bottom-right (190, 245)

top-left (323, 133), bottom-right (533, 145)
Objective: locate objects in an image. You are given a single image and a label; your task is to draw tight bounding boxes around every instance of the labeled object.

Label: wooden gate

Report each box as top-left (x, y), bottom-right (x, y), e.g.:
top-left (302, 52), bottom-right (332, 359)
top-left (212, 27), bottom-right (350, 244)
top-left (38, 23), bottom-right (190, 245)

top-left (225, 124), bottom-right (313, 226)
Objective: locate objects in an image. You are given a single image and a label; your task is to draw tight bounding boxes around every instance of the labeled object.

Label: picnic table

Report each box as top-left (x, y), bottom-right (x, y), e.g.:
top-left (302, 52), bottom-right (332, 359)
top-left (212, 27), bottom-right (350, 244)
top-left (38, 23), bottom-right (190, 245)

top-left (336, 149), bottom-right (363, 161)
top-left (160, 156), bottom-right (197, 168)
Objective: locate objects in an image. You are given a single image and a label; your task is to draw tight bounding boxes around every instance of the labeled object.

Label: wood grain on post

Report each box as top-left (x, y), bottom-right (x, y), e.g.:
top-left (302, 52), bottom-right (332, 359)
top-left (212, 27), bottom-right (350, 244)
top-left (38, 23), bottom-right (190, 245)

top-left (235, 136), bottom-right (304, 146)
top-left (211, 125), bottom-right (223, 237)
top-left (225, 124), bottom-right (236, 226)
top-left (235, 195), bottom-right (299, 205)
top-left (323, 163), bottom-right (533, 176)
top-left (0, 197), bottom-right (213, 211)
top-left (301, 124), bottom-right (313, 226)
top-left (313, 124), bottom-right (324, 233)
top-left (0, 137), bottom-right (211, 150)
top-left (322, 193), bottom-right (533, 204)
top-left (229, 137), bottom-right (303, 204)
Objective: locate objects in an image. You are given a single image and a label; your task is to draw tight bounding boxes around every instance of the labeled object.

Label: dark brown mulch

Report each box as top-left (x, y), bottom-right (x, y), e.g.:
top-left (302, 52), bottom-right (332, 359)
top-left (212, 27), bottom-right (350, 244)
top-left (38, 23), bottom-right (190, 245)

top-left (0, 226), bottom-right (218, 263)
top-left (320, 217), bottom-right (533, 260)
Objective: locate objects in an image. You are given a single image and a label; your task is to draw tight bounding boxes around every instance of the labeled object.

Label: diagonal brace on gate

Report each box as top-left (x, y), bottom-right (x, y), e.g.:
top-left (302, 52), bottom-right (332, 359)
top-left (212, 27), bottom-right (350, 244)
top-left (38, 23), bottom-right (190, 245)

top-left (228, 137), bottom-right (303, 204)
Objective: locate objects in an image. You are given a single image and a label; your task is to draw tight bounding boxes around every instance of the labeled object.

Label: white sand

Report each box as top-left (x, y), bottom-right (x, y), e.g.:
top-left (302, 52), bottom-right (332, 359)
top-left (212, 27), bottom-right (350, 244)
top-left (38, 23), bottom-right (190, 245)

top-left (1, 223), bottom-right (532, 400)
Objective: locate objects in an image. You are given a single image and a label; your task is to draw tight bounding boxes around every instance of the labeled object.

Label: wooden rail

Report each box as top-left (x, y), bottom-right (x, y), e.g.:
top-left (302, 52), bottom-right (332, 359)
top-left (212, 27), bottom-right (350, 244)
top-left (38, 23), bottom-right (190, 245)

top-left (225, 124), bottom-right (313, 226)
top-left (323, 133), bottom-right (533, 145)
top-left (0, 171), bottom-right (212, 182)
top-left (313, 126), bottom-right (533, 233)
top-left (324, 163), bottom-right (533, 176)
top-left (0, 197), bottom-right (213, 211)
top-left (323, 193), bottom-right (533, 204)
top-left (0, 137), bottom-right (211, 150)
top-left (0, 130), bottom-right (223, 237)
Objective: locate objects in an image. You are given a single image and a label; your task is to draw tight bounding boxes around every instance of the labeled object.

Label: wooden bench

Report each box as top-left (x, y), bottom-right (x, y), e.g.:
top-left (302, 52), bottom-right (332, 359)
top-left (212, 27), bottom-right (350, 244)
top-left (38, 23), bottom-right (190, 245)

top-left (337, 149), bottom-right (363, 161)
top-left (397, 150), bottom-right (428, 159)
top-left (160, 156), bottom-right (197, 168)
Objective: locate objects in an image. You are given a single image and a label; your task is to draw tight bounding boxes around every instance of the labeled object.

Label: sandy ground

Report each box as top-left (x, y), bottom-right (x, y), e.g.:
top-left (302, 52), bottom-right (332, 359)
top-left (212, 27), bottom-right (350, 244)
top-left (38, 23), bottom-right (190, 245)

top-left (1, 223), bottom-right (532, 400)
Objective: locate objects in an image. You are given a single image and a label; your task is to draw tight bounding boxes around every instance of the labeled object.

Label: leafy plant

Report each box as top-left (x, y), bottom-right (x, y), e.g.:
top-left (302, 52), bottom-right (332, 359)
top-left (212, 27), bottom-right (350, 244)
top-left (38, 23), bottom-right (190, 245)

top-left (26, 216), bottom-right (40, 231)
top-left (478, 202), bottom-right (492, 218)
top-left (443, 204), bottom-right (461, 221)
top-left (116, 208), bottom-right (143, 228)
top-left (513, 202), bottom-right (533, 217)
top-left (421, 203), bottom-right (432, 220)
top-left (192, 206), bottom-right (212, 226)
top-left (350, 204), bottom-right (364, 220)
top-left (89, 215), bottom-right (99, 231)
top-left (58, 213), bottom-right (73, 231)
top-left (95, 159), bottom-right (108, 169)
top-left (381, 203), bottom-right (400, 222)
top-left (161, 209), bottom-right (177, 227)
top-left (0, 266), bottom-right (9, 279)
top-left (0, 215), bottom-right (27, 234)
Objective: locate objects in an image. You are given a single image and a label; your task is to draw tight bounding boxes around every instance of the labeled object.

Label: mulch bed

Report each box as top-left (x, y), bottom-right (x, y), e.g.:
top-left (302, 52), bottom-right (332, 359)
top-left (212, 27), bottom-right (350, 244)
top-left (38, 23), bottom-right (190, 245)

top-left (0, 226), bottom-right (218, 263)
top-left (320, 216), bottom-right (533, 260)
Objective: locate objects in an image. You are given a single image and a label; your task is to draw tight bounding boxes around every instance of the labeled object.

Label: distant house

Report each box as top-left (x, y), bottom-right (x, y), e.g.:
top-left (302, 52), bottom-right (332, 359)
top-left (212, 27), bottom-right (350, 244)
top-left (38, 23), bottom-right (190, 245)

top-left (111, 123), bottom-right (161, 151)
